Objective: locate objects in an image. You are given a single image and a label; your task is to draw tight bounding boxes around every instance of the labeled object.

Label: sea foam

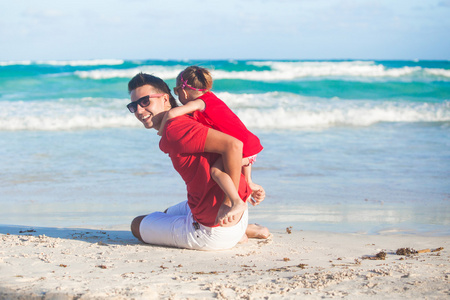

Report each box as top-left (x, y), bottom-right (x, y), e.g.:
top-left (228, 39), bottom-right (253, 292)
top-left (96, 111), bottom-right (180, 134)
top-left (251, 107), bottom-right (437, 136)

top-left (71, 61), bottom-right (449, 81)
top-left (74, 66), bottom-right (181, 80)
top-left (244, 61), bottom-right (421, 79)
top-left (0, 60), bottom-right (32, 66)
top-left (35, 59), bottom-right (125, 66)
top-left (425, 68), bottom-right (450, 78)
top-left (0, 98), bottom-right (139, 131)
top-left (1, 93), bottom-right (448, 131)
top-left (218, 92), bottom-right (450, 129)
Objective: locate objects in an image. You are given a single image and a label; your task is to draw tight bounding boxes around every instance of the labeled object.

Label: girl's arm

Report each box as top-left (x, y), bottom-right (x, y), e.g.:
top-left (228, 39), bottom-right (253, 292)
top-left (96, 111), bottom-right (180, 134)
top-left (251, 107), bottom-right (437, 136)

top-left (242, 163), bottom-right (252, 184)
top-left (158, 99), bottom-right (205, 135)
top-left (169, 99), bottom-right (205, 119)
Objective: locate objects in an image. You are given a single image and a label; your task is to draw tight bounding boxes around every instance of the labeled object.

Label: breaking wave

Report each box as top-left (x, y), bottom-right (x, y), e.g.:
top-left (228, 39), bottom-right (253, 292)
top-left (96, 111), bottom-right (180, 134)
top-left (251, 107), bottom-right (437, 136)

top-left (1, 93), bottom-right (448, 131)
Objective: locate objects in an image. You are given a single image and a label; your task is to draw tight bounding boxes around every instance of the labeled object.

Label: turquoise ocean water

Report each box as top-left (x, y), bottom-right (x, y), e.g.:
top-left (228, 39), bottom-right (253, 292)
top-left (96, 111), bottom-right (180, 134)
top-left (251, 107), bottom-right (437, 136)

top-left (0, 59), bottom-right (449, 235)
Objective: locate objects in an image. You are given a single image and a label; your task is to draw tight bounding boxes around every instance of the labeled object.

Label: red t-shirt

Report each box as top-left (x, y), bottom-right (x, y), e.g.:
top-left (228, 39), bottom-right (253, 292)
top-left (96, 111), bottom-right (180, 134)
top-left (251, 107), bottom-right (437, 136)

top-left (193, 92), bottom-right (263, 158)
top-left (159, 115), bottom-right (251, 227)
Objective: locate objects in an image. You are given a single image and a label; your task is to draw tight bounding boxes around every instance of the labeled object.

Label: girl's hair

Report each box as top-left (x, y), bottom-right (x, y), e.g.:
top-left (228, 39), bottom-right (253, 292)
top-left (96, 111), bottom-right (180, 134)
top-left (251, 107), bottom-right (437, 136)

top-left (177, 66), bottom-right (213, 91)
top-left (128, 72), bottom-right (178, 108)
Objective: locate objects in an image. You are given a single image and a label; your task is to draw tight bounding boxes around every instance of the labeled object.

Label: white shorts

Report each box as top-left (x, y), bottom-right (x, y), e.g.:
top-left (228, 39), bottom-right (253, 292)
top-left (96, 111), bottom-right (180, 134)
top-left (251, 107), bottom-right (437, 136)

top-left (139, 201), bottom-right (248, 251)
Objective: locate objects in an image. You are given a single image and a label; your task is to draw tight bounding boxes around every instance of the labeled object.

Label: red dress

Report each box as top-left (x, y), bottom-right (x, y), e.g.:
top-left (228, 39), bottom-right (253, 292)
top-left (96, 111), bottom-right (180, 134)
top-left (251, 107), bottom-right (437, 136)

top-left (192, 92), bottom-right (263, 158)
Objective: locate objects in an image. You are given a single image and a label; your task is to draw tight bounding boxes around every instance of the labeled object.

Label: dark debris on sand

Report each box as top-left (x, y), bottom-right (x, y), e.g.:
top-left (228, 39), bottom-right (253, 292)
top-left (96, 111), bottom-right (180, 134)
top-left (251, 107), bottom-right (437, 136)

top-left (396, 248), bottom-right (417, 255)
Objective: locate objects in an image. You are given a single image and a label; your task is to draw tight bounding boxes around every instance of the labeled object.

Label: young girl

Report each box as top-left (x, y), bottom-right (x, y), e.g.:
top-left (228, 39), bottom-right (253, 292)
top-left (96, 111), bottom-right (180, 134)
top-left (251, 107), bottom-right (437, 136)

top-left (159, 66), bottom-right (264, 225)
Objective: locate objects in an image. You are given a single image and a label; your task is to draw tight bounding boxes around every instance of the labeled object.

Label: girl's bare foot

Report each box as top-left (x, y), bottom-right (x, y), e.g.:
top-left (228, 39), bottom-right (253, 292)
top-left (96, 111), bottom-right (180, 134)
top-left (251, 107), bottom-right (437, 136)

top-left (219, 201), bottom-right (248, 225)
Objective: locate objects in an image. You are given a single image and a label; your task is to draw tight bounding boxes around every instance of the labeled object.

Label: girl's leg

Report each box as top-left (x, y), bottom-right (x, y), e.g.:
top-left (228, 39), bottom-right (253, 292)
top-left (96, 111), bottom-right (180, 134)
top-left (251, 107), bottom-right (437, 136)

top-left (211, 158), bottom-right (247, 224)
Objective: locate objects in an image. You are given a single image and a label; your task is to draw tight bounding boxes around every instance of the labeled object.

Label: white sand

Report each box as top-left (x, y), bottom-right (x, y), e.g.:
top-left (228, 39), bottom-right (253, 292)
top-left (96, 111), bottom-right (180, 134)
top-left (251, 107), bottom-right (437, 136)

top-left (0, 225), bottom-right (448, 299)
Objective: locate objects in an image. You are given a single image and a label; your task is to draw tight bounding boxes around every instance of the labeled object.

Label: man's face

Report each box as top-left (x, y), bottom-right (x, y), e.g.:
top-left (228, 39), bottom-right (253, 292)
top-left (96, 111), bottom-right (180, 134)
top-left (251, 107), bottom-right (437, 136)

top-left (130, 85), bottom-right (168, 129)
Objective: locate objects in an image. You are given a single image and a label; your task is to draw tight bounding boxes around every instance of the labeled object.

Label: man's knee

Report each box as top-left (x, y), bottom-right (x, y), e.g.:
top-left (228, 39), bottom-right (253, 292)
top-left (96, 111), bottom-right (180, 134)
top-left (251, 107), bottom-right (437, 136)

top-left (131, 215), bottom-right (146, 242)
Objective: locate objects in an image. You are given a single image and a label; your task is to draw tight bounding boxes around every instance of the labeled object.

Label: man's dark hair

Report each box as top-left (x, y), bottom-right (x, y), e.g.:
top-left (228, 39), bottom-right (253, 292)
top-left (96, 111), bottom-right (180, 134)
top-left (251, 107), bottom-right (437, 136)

top-left (128, 72), bottom-right (178, 108)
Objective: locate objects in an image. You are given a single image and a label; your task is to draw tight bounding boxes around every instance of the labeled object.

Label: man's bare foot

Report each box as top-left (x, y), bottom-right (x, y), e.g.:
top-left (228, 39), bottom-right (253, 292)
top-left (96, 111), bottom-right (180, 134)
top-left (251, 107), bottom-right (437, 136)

top-left (218, 201), bottom-right (247, 225)
top-left (246, 223), bottom-right (270, 239)
top-left (238, 233), bottom-right (249, 244)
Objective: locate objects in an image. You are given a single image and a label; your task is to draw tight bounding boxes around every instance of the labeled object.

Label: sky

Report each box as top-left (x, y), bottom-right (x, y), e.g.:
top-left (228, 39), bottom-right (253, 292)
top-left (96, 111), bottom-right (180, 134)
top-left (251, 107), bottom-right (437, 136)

top-left (0, 0), bottom-right (449, 61)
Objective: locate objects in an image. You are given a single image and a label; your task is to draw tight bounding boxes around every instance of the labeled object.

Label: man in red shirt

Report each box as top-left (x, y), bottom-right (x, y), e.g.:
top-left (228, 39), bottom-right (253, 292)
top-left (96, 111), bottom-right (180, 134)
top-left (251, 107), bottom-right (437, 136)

top-left (127, 73), bottom-right (269, 250)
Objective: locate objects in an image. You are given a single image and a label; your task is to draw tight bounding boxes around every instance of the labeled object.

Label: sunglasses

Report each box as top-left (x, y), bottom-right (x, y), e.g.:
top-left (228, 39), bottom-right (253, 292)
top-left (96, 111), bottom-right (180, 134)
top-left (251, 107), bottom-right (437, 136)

top-left (127, 94), bottom-right (164, 113)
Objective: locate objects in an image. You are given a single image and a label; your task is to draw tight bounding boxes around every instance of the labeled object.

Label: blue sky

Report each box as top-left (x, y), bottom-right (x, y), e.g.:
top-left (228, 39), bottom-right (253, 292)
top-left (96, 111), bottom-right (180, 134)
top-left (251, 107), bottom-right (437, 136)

top-left (1, 0), bottom-right (449, 61)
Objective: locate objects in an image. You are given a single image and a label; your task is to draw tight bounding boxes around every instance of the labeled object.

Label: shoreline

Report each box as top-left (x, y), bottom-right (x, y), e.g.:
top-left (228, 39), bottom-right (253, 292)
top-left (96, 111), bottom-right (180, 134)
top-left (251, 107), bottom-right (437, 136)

top-left (1, 225), bottom-right (448, 299)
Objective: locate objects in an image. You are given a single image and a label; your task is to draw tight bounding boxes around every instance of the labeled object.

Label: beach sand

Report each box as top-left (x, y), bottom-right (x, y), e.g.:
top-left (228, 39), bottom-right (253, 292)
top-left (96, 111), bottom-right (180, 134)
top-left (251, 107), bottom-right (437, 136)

top-left (0, 225), bottom-right (448, 299)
